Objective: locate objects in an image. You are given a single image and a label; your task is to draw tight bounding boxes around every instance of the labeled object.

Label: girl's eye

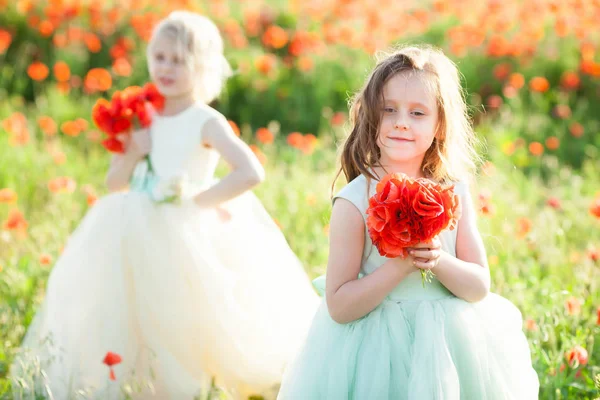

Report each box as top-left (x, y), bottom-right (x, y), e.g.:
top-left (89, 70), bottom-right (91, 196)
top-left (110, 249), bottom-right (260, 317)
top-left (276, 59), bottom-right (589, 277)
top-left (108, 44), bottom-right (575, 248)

top-left (412, 111), bottom-right (425, 116)
top-left (384, 107), bottom-right (395, 113)
top-left (155, 54), bottom-right (165, 61)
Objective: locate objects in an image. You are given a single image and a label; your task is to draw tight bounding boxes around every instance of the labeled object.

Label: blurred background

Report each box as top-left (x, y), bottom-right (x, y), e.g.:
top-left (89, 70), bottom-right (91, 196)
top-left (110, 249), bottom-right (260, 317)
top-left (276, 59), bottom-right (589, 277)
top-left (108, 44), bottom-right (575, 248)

top-left (0, 0), bottom-right (599, 398)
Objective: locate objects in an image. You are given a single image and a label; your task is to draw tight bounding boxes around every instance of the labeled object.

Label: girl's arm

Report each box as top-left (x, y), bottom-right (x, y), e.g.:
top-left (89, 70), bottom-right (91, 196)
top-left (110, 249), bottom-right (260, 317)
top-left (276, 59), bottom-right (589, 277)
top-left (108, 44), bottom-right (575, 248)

top-left (430, 186), bottom-right (491, 302)
top-left (325, 198), bottom-right (416, 324)
top-left (105, 129), bottom-right (151, 192)
top-left (193, 117), bottom-right (264, 208)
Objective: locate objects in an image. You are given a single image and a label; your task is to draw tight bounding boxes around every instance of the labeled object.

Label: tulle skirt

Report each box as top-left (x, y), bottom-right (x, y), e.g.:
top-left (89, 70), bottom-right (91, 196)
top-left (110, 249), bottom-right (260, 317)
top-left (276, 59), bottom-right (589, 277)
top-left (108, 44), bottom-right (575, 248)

top-left (11, 190), bottom-right (319, 399)
top-left (278, 285), bottom-right (539, 400)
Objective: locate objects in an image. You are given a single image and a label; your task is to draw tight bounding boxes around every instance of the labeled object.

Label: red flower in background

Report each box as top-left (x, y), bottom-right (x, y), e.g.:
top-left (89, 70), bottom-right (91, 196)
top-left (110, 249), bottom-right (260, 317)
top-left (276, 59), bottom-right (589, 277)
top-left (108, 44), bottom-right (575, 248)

top-left (103, 351), bottom-right (122, 381)
top-left (0, 188), bottom-right (18, 204)
top-left (84, 68), bottom-right (112, 92)
top-left (3, 209), bottom-right (28, 232)
top-left (590, 195), bottom-right (600, 219)
top-left (0, 29), bottom-right (12, 54)
top-left (27, 61), bottom-right (49, 81)
top-left (565, 346), bottom-right (588, 367)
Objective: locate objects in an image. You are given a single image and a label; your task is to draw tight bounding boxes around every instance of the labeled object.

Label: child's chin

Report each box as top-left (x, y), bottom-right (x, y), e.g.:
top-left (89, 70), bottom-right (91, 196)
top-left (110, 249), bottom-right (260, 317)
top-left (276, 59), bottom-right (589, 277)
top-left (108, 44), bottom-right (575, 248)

top-left (155, 85), bottom-right (180, 97)
top-left (386, 152), bottom-right (415, 162)
top-left (158, 88), bottom-right (174, 96)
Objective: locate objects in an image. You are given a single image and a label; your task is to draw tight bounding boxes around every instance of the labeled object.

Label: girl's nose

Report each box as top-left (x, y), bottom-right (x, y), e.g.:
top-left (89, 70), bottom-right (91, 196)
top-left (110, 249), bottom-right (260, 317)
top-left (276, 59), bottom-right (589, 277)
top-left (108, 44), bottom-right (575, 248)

top-left (394, 120), bottom-right (409, 131)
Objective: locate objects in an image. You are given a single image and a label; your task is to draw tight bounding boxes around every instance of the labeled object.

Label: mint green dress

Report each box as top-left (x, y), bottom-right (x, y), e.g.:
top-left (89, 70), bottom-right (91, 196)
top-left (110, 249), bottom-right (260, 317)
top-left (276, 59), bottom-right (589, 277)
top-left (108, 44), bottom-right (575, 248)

top-left (277, 174), bottom-right (539, 400)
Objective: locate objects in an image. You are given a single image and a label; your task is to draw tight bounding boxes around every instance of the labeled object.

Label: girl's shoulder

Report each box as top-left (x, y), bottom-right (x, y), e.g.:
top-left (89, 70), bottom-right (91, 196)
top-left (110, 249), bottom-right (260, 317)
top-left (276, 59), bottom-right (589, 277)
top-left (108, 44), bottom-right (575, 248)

top-left (450, 179), bottom-right (471, 199)
top-left (192, 102), bottom-right (226, 123)
top-left (176, 103), bottom-right (228, 138)
top-left (332, 174), bottom-right (372, 216)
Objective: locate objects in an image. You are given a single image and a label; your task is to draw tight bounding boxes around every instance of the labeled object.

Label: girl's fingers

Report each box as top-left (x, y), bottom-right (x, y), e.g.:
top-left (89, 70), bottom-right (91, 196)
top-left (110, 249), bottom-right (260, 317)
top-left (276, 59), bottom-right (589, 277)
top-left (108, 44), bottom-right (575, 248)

top-left (409, 249), bottom-right (439, 260)
top-left (414, 259), bottom-right (436, 270)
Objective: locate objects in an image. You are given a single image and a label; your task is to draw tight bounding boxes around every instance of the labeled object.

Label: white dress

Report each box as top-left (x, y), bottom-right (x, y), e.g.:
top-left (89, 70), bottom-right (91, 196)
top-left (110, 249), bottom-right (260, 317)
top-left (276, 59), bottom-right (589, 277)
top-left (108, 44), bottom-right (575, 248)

top-left (10, 103), bottom-right (320, 400)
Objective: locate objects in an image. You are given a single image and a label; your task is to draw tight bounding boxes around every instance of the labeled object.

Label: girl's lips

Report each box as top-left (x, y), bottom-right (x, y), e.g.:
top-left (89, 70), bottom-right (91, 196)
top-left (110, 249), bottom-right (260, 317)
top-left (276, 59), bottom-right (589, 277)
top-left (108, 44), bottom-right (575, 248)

top-left (159, 78), bottom-right (174, 86)
top-left (389, 137), bottom-right (414, 142)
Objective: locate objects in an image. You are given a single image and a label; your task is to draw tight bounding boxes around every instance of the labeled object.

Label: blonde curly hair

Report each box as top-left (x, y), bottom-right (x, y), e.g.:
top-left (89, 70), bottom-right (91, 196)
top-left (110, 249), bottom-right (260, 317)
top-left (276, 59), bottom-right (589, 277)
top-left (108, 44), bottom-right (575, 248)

top-left (147, 11), bottom-right (232, 104)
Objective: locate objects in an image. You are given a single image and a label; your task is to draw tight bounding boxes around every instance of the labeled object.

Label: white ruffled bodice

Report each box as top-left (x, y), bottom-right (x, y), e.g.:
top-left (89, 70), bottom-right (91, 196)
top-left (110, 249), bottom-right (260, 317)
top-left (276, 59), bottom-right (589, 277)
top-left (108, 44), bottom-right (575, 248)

top-left (149, 103), bottom-right (221, 187)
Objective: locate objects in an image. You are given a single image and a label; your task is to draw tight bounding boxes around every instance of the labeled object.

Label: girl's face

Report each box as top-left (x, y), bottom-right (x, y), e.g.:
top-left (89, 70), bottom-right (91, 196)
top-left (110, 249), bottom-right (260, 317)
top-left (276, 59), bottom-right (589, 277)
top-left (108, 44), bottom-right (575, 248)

top-left (148, 35), bottom-right (195, 99)
top-left (377, 72), bottom-right (439, 174)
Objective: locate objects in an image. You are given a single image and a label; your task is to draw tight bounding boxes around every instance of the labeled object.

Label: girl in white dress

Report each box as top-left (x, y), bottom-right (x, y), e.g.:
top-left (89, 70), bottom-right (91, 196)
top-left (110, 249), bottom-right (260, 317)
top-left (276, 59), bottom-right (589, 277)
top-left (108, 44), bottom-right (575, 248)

top-left (11, 11), bottom-right (319, 400)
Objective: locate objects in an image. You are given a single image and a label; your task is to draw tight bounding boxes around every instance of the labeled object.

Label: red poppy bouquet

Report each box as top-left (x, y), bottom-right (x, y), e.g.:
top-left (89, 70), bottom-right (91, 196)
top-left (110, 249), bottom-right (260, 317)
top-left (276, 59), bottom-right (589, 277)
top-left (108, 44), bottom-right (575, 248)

top-left (366, 173), bottom-right (461, 286)
top-left (91, 82), bottom-right (165, 154)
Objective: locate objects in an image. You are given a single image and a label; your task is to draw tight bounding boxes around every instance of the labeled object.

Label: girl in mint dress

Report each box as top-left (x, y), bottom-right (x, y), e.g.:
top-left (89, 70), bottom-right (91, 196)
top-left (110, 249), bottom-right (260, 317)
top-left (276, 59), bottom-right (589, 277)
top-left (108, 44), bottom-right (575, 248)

top-left (278, 46), bottom-right (539, 400)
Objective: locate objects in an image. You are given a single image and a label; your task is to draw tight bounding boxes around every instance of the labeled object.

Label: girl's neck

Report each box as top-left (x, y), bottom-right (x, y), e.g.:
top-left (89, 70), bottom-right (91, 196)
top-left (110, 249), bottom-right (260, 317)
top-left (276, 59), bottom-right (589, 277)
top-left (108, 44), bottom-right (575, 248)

top-left (161, 93), bottom-right (197, 116)
top-left (372, 160), bottom-right (425, 180)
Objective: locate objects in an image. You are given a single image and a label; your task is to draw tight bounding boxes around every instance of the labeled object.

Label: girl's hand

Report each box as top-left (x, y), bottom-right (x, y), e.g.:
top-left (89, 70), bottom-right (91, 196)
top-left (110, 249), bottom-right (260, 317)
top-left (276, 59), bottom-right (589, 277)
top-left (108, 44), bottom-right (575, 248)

top-left (386, 255), bottom-right (419, 276)
top-left (407, 236), bottom-right (442, 270)
top-left (126, 129), bottom-right (151, 159)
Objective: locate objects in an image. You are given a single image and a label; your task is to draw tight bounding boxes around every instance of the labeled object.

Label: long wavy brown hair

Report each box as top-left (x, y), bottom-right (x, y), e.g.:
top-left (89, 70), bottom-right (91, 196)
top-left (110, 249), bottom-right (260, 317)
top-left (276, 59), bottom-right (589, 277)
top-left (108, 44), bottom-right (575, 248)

top-left (332, 45), bottom-right (481, 194)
